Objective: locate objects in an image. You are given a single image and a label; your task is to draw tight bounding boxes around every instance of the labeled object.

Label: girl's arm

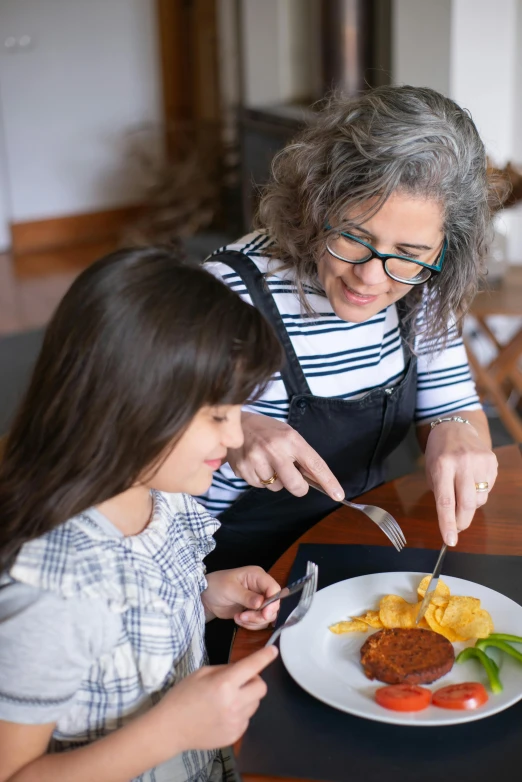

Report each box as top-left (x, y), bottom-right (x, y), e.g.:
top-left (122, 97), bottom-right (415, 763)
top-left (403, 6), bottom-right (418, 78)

top-left (0, 708), bottom-right (181, 782)
top-left (0, 646), bottom-right (278, 782)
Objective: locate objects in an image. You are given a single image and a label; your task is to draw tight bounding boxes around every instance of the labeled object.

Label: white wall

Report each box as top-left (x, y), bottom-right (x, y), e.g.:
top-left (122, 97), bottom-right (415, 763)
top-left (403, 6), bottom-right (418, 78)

top-left (241, 0), bottom-right (320, 106)
top-left (0, 97), bottom-right (11, 251)
top-left (392, 0), bottom-right (522, 263)
top-left (392, 0), bottom-right (452, 95)
top-left (450, 0), bottom-right (517, 165)
top-left (0, 0), bottom-right (161, 229)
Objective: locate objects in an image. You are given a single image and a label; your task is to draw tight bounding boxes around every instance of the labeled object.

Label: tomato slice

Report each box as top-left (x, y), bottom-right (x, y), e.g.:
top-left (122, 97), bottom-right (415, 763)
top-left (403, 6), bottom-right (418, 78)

top-left (375, 684), bottom-right (431, 712)
top-left (432, 682), bottom-right (488, 710)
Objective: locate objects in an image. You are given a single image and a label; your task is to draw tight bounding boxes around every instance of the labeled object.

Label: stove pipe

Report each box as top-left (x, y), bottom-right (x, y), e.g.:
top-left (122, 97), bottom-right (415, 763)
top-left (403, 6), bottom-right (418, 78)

top-left (320, 0), bottom-right (376, 95)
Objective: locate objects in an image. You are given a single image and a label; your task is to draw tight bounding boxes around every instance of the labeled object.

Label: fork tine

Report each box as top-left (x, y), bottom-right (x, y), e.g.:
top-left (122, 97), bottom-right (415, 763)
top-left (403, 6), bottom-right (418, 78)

top-left (386, 520), bottom-right (405, 551)
top-left (380, 519), bottom-right (403, 551)
top-left (394, 523), bottom-right (407, 547)
top-left (265, 561), bottom-right (318, 646)
top-left (385, 513), bottom-right (407, 547)
top-left (376, 509), bottom-right (406, 550)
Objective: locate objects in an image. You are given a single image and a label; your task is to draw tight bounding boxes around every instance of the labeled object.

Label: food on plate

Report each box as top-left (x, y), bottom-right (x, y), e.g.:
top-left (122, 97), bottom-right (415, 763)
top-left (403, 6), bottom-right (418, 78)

top-left (486, 633), bottom-right (522, 644)
top-left (439, 596), bottom-right (493, 640)
top-left (329, 619), bottom-right (369, 634)
top-left (417, 576), bottom-right (451, 605)
top-left (476, 636), bottom-right (522, 664)
top-left (375, 683), bottom-right (431, 712)
top-left (378, 595), bottom-right (424, 629)
top-left (352, 609), bottom-right (383, 629)
top-left (375, 679), bottom-right (490, 713)
top-left (329, 577), bottom-right (494, 641)
top-left (360, 627), bottom-right (455, 685)
top-left (456, 646), bottom-right (503, 693)
top-left (431, 682), bottom-right (488, 710)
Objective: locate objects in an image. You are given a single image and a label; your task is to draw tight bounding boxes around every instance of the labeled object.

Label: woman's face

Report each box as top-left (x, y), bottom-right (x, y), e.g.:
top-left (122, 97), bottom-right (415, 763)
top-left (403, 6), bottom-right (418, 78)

top-left (316, 192), bottom-right (445, 323)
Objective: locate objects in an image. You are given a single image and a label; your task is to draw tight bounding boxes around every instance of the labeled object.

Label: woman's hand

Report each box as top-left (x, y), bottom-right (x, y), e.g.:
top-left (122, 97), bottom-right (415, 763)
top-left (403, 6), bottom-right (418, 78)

top-left (203, 566), bottom-right (281, 629)
top-left (423, 412), bottom-right (498, 546)
top-left (227, 411), bottom-right (344, 501)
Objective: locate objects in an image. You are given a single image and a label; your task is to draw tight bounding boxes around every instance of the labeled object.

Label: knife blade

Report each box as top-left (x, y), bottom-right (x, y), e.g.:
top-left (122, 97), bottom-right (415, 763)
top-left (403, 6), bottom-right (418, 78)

top-left (415, 543), bottom-right (448, 624)
top-left (257, 573), bottom-right (313, 610)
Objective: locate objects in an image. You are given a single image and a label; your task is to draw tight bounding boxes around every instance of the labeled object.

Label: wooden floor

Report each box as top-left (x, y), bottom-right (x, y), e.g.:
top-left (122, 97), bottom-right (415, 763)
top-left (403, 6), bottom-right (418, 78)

top-left (0, 236), bottom-right (119, 336)
top-left (0, 251), bottom-right (83, 336)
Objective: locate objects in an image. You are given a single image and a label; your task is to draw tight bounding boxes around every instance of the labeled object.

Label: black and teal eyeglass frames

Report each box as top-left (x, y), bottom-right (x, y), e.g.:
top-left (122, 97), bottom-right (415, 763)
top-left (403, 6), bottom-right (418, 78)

top-left (325, 225), bottom-right (447, 285)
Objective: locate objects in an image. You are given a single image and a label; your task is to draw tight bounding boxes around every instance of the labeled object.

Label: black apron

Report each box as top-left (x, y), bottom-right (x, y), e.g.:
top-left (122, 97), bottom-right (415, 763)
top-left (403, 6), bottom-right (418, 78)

top-left (205, 251), bottom-right (418, 573)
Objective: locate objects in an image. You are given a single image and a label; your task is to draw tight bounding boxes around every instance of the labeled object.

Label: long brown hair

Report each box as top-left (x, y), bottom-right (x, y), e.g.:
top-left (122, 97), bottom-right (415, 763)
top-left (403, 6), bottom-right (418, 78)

top-left (0, 247), bottom-right (282, 567)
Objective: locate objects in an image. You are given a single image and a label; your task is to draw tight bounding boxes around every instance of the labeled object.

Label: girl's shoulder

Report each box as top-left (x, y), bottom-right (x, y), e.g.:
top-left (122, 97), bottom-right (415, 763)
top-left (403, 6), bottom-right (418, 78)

top-left (0, 573), bottom-right (120, 725)
top-left (8, 495), bottom-right (219, 613)
top-left (9, 510), bottom-right (119, 593)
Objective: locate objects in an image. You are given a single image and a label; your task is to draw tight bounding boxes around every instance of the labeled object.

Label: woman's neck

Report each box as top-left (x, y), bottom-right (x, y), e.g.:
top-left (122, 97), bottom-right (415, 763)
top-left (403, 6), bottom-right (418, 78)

top-left (95, 485), bottom-right (153, 537)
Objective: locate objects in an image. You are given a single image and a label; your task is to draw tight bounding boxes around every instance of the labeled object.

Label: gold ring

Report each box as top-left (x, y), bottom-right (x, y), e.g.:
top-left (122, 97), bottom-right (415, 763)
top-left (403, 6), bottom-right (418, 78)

top-left (475, 481), bottom-right (489, 492)
top-left (259, 471), bottom-right (278, 486)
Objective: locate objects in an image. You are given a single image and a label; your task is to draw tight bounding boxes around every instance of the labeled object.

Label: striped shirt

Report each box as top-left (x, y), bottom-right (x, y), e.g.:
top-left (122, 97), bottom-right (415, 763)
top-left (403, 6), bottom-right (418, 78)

top-left (200, 231), bottom-right (481, 515)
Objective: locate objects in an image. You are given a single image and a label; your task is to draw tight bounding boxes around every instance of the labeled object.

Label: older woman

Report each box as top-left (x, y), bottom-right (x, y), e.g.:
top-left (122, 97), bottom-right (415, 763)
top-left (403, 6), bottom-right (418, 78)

top-left (201, 85), bottom-right (498, 574)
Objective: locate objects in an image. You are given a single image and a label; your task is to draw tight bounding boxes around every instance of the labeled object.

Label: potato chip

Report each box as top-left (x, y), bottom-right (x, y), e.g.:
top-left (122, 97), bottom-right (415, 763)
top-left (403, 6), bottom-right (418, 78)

top-left (440, 596), bottom-right (480, 627)
top-left (329, 619), bottom-right (368, 634)
top-left (424, 604), bottom-right (464, 643)
top-left (351, 610), bottom-right (383, 629)
top-left (453, 609), bottom-right (494, 640)
top-left (417, 577), bottom-right (451, 602)
top-left (329, 576), bottom-right (494, 642)
top-left (439, 596), bottom-right (493, 639)
top-left (379, 595), bottom-right (421, 629)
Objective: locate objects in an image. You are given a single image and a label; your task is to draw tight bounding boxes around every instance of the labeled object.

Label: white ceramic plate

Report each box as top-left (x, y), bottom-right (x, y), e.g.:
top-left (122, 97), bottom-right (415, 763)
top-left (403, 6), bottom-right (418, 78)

top-left (280, 572), bottom-right (522, 726)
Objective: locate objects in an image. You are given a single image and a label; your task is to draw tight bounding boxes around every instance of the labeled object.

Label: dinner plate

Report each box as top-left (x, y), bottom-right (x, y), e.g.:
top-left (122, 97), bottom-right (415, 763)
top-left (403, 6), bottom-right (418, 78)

top-left (280, 572), bottom-right (522, 726)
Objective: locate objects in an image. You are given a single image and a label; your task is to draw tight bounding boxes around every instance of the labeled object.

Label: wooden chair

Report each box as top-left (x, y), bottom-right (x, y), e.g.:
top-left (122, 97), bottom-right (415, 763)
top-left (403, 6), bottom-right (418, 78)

top-left (464, 266), bottom-right (522, 442)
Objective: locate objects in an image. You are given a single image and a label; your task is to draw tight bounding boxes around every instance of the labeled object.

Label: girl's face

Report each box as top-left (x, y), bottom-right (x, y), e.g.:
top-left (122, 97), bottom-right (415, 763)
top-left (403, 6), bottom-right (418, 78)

top-left (147, 404), bottom-right (243, 495)
top-left (316, 192), bottom-right (445, 323)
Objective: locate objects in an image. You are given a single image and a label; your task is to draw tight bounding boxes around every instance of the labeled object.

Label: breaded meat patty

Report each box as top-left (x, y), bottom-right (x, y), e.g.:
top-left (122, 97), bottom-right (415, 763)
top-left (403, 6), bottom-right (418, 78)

top-left (360, 627), bottom-right (455, 685)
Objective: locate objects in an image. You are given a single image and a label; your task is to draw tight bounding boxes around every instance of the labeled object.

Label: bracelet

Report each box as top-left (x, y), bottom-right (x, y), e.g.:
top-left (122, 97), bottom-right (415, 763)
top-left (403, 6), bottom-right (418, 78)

top-left (430, 415), bottom-right (471, 430)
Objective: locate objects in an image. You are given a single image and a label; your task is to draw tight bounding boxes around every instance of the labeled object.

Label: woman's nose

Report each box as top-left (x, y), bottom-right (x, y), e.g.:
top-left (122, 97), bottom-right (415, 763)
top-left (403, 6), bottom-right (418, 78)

top-left (352, 256), bottom-right (388, 286)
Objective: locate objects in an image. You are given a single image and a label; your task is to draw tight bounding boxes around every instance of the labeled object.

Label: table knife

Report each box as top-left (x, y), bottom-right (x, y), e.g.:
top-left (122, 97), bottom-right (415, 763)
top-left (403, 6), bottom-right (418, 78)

top-left (415, 543), bottom-right (448, 624)
top-left (257, 573), bottom-right (313, 610)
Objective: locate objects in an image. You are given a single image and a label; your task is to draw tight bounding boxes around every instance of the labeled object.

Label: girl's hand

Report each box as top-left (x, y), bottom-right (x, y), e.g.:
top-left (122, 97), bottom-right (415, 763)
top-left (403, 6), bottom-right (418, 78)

top-left (0, 648), bottom-right (278, 782)
top-left (153, 646), bottom-right (278, 754)
top-left (424, 418), bottom-right (498, 546)
top-left (203, 566), bottom-right (281, 629)
top-left (228, 411), bottom-right (344, 501)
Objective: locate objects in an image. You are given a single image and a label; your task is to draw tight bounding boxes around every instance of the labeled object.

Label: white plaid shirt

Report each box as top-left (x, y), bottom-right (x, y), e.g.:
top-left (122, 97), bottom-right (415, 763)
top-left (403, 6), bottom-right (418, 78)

top-left (9, 491), bottom-right (221, 782)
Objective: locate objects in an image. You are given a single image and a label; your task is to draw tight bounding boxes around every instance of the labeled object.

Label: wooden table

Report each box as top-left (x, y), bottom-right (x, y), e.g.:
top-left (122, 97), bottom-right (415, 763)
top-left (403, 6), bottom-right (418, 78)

top-left (230, 443), bottom-right (522, 782)
top-left (465, 266), bottom-right (522, 441)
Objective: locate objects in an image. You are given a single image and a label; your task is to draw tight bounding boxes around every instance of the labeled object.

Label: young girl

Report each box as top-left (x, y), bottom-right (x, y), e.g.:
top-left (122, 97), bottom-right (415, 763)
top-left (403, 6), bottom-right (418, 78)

top-left (0, 247), bottom-right (284, 782)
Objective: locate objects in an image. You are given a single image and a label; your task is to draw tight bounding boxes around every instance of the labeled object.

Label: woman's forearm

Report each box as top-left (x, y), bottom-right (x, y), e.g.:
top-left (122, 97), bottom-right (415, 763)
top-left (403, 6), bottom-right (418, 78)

top-left (416, 409), bottom-right (491, 452)
top-left (8, 707), bottom-right (180, 782)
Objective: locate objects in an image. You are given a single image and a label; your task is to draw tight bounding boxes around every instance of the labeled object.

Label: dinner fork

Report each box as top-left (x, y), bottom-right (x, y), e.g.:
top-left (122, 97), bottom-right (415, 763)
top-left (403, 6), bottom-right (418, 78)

top-left (265, 561), bottom-right (318, 646)
top-left (304, 476), bottom-right (407, 552)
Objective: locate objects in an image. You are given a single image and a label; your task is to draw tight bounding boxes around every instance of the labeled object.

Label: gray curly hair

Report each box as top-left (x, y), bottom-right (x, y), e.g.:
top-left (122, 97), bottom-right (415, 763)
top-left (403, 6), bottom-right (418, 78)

top-left (257, 85), bottom-right (501, 347)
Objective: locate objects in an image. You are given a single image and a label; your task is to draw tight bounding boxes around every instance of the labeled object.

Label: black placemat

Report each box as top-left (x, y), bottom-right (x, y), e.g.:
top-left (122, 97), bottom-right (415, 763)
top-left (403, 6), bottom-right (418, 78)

top-left (238, 544), bottom-right (522, 782)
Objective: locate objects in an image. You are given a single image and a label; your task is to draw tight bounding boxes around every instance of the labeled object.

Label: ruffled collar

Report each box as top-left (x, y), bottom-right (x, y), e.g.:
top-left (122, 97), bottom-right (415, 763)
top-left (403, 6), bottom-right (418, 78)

top-left (10, 492), bottom-right (217, 615)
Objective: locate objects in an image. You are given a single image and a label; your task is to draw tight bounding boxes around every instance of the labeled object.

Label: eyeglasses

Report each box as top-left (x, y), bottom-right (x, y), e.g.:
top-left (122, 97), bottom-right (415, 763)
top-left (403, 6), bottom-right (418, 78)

top-left (325, 227), bottom-right (446, 285)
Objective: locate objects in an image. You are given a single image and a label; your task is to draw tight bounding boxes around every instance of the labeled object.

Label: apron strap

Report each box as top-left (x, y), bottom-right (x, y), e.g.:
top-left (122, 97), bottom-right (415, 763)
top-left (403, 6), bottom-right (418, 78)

top-left (210, 251), bottom-right (311, 397)
top-left (396, 297), bottom-right (415, 360)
